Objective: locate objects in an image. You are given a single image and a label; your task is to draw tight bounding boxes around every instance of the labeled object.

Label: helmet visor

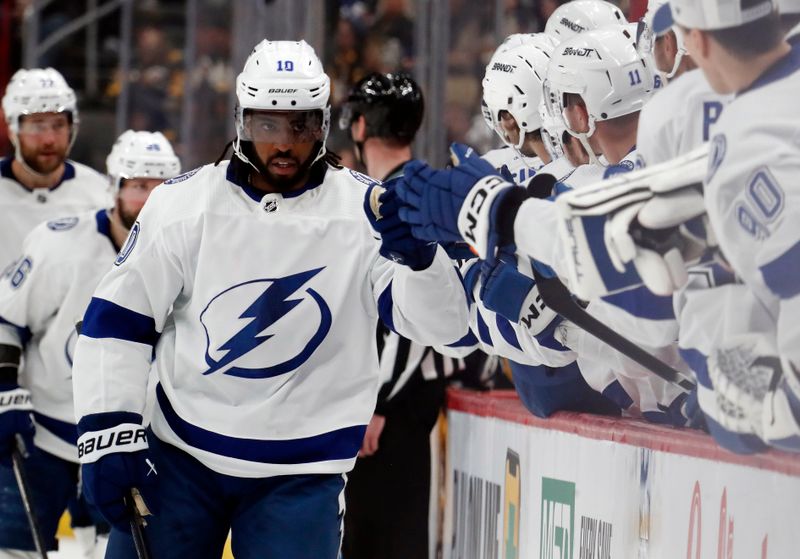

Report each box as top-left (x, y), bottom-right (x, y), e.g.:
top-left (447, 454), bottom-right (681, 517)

top-left (238, 109), bottom-right (324, 144)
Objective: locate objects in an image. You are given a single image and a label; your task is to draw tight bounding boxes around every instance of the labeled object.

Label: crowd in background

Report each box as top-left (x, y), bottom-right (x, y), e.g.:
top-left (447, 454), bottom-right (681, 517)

top-left (1, 0), bottom-right (634, 170)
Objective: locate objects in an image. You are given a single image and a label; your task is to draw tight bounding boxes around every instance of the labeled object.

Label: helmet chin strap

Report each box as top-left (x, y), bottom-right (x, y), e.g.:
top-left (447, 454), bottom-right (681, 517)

top-left (233, 138), bottom-right (325, 184)
top-left (566, 117), bottom-right (604, 167)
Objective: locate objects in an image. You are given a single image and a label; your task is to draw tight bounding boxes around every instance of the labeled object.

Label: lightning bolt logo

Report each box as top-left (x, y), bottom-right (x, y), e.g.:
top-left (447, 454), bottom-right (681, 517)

top-left (200, 267), bottom-right (331, 379)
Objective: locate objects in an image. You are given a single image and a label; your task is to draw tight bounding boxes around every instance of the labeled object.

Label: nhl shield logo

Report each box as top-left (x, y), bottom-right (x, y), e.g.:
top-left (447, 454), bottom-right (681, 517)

top-left (262, 194), bottom-right (280, 213)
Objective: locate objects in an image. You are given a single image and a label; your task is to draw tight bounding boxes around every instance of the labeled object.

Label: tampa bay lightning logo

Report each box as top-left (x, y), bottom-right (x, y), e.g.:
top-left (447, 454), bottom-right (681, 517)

top-left (163, 167), bottom-right (200, 185)
top-left (115, 221), bottom-right (140, 266)
top-left (47, 216), bottom-right (79, 231)
top-left (706, 134), bottom-right (726, 184)
top-left (200, 267), bottom-right (331, 379)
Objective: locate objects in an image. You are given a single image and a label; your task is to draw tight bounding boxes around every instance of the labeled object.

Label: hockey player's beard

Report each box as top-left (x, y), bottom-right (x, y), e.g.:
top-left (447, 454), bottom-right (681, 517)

top-left (19, 143), bottom-right (67, 175)
top-left (260, 150), bottom-right (316, 191)
top-left (117, 199), bottom-right (139, 230)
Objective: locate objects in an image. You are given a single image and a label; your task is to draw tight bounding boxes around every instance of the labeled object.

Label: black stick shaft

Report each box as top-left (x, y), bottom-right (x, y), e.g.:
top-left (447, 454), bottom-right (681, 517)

top-left (12, 437), bottom-right (48, 559)
top-left (126, 489), bottom-right (151, 559)
top-left (535, 275), bottom-right (696, 392)
top-left (127, 489), bottom-right (151, 559)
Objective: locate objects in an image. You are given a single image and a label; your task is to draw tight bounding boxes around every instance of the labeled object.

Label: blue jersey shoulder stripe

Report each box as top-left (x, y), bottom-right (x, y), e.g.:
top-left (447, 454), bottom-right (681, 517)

top-left (156, 384), bottom-right (366, 464)
top-left (377, 281), bottom-right (395, 333)
top-left (81, 297), bottom-right (160, 346)
top-left (602, 286), bottom-right (675, 321)
top-left (33, 411), bottom-right (78, 445)
top-left (759, 239), bottom-right (800, 299)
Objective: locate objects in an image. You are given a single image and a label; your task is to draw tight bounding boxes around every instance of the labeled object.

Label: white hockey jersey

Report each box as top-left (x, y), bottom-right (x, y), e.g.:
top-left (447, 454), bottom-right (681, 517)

top-left (636, 69), bottom-right (731, 168)
top-left (702, 45), bottom-right (800, 448)
top-left (72, 161), bottom-right (468, 478)
top-left (0, 158), bottom-right (111, 271)
top-left (482, 146), bottom-right (544, 185)
top-left (0, 209), bottom-right (118, 461)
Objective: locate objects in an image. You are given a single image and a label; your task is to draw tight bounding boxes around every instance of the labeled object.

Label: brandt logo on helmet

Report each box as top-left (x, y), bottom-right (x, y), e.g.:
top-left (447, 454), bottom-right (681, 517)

top-left (563, 47), bottom-right (596, 58)
top-left (200, 268), bottom-right (332, 379)
top-left (561, 17), bottom-right (585, 33)
top-left (268, 88), bottom-right (298, 94)
top-left (491, 62), bottom-right (516, 73)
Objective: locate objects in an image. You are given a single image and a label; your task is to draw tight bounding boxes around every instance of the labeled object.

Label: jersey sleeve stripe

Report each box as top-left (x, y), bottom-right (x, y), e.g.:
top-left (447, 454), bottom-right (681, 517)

top-left (494, 315), bottom-right (522, 351)
top-left (679, 347), bottom-right (711, 388)
top-left (377, 281), bottom-right (395, 333)
top-left (80, 297), bottom-right (160, 346)
top-left (446, 330), bottom-right (479, 348)
top-left (33, 411), bottom-right (78, 445)
top-left (0, 315), bottom-right (32, 346)
top-left (601, 287), bottom-right (675, 321)
top-left (156, 384), bottom-right (366, 465)
top-left (475, 309), bottom-right (493, 347)
top-left (759, 239), bottom-right (800, 299)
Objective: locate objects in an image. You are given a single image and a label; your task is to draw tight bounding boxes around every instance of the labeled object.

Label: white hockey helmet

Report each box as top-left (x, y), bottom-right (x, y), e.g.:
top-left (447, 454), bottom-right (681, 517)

top-left (546, 26), bottom-right (654, 164)
top-left (106, 130), bottom-right (181, 192)
top-left (2, 67), bottom-right (78, 148)
top-left (544, 0), bottom-right (626, 42)
top-left (491, 32), bottom-right (554, 56)
top-left (233, 39), bottom-right (331, 172)
top-left (482, 35), bottom-right (556, 149)
top-left (661, 0), bottom-right (776, 31)
top-left (637, 0), bottom-right (687, 78)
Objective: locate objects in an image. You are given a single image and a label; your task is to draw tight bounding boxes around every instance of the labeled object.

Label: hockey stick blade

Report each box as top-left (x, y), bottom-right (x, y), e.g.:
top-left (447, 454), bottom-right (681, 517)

top-left (12, 436), bottom-right (49, 558)
top-left (127, 488), bottom-right (152, 559)
top-left (534, 274), bottom-right (696, 392)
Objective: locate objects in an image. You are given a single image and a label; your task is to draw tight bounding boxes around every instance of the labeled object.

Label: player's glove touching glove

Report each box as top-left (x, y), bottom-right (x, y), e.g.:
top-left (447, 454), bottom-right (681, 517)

top-left (0, 383), bottom-right (35, 466)
top-left (77, 412), bottom-right (158, 531)
top-left (555, 145), bottom-right (714, 299)
top-left (364, 178), bottom-right (437, 271)
top-left (395, 143), bottom-right (528, 263)
top-left (478, 247), bottom-right (560, 338)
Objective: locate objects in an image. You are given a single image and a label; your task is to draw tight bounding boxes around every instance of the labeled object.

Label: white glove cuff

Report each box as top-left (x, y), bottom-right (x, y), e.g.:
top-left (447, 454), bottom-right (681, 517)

top-left (0, 388), bottom-right (32, 412)
top-left (77, 423), bottom-right (148, 464)
top-left (457, 176), bottom-right (513, 259)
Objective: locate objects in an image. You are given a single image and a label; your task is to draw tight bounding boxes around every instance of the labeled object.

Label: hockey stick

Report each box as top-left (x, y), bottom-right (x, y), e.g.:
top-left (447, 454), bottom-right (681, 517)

top-left (12, 435), bottom-right (49, 559)
top-left (126, 488), bottom-right (152, 559)
top-left (533, 272), bottom-right (696, 392)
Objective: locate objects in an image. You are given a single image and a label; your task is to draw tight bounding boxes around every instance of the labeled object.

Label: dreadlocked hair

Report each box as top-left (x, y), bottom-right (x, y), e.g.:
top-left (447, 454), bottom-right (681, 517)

top-left (323, 150), bottom-right (342, 169)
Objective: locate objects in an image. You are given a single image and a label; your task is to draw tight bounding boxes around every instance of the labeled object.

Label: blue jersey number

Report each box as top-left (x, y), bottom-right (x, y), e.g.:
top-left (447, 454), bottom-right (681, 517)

top-left (702, 101), bottom-right (724, 142)
top-left (276, 60), bottom-right (295, 72)
top-left (628, 70), bottom-right (642, 86)
top-left (736, 167), bottom-right (784, 238)
top-left (9, 257), bottom-right (32, 289)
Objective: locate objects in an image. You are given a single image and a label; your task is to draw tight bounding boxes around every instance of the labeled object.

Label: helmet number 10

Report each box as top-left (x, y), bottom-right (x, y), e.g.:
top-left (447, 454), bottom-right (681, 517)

top-left (277, 60), bottom-right (295, 72)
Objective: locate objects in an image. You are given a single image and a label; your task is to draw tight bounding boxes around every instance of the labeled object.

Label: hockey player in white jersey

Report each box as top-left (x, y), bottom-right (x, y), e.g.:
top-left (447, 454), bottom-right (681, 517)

top-left (480, 35), bottom-right (556, 184)
top-left (0, 130), bottom-right (179, 556)
top-left (71, 40), bottom-right (467, 558)
top-left (635, 0), bottom-right (731, 168)
top-left (557, 0), bottom-right (800, 452)
top-left (0, 68), bottom-right (111, 270)
top-left (396, 28), bottom-right (691, 424)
